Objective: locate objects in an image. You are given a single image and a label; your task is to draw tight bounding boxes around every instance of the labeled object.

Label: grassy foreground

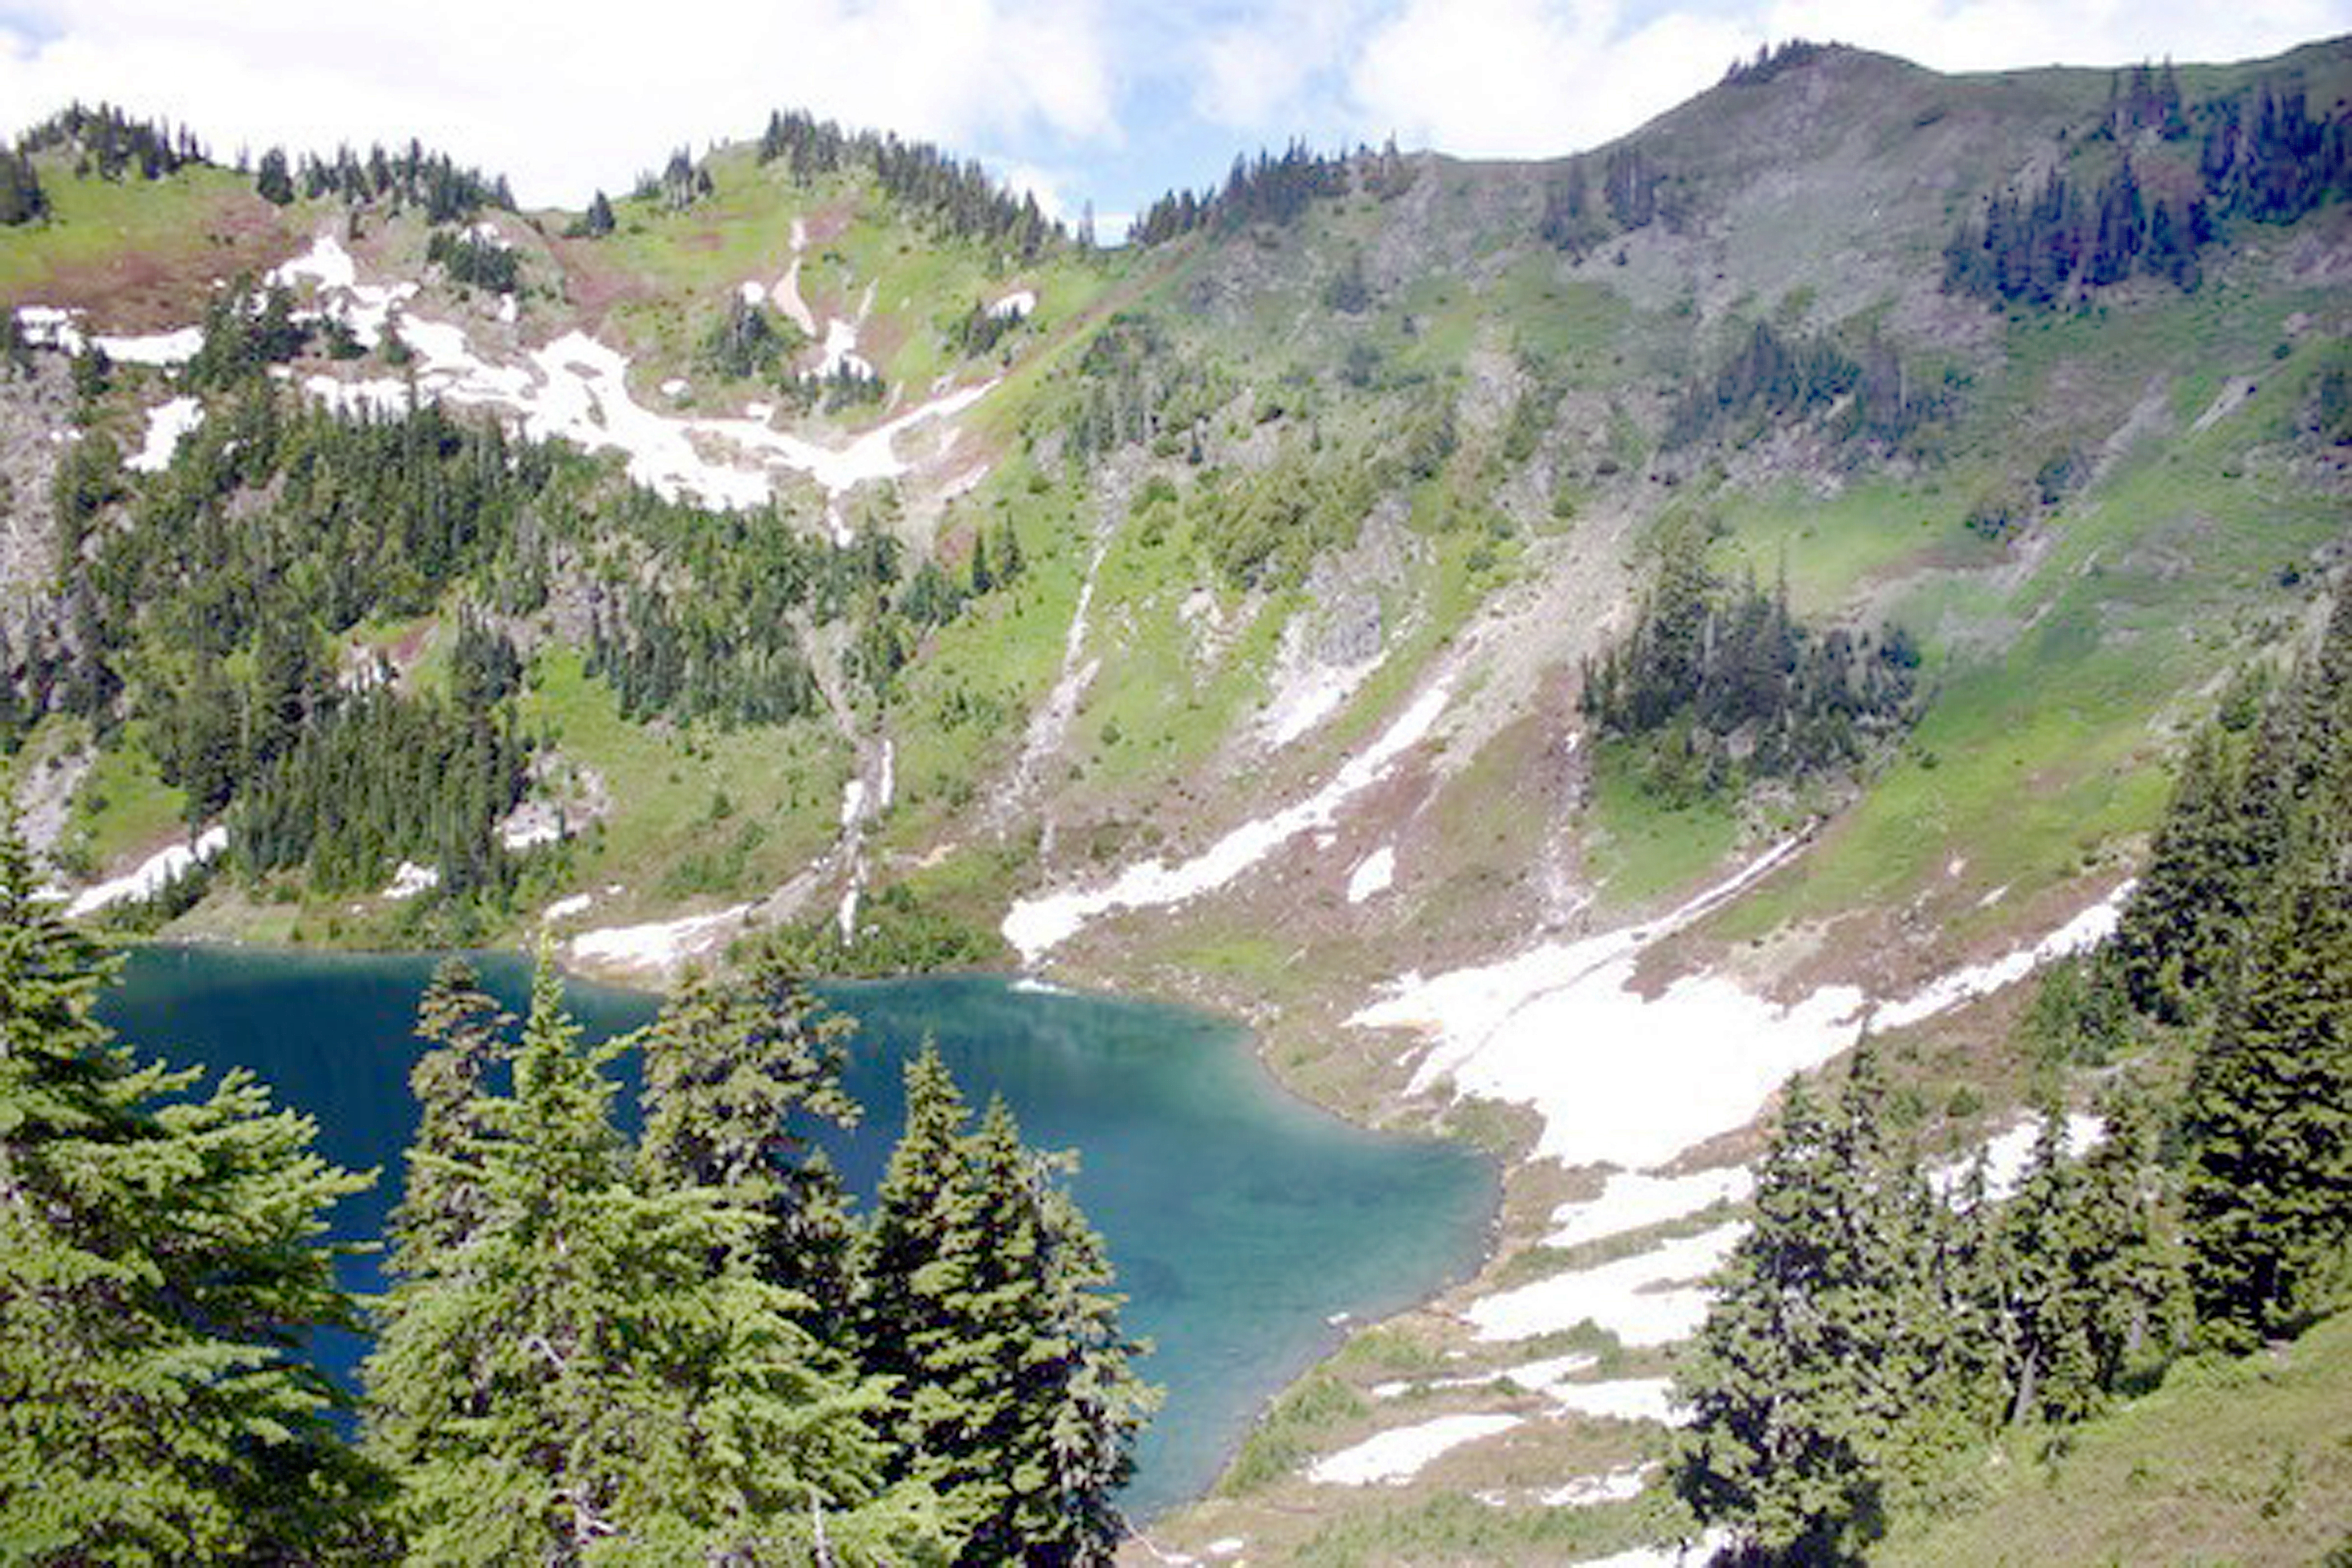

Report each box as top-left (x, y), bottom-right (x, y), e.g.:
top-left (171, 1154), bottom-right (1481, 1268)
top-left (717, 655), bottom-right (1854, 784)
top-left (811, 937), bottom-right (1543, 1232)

top-left (1883, 1310), bottom-right (2352, 1567)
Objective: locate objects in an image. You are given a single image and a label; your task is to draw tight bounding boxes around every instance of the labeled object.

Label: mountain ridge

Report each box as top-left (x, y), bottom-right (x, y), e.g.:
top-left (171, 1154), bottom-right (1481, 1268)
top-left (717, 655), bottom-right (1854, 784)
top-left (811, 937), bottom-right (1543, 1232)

top-left (2, 34), bottom-right (2349, 1560)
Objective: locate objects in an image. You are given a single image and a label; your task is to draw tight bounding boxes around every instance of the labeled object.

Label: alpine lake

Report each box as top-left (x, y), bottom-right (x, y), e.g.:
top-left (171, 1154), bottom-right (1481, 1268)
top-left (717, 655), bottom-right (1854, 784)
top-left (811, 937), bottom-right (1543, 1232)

top-left (99, 945), bottom-right (1497, 1519)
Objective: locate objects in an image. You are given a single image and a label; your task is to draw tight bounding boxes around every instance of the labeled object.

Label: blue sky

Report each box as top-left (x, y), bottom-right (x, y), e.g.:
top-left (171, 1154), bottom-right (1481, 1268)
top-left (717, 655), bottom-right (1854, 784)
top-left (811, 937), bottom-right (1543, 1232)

top-left (3, 0), bottom-right (2345, 234)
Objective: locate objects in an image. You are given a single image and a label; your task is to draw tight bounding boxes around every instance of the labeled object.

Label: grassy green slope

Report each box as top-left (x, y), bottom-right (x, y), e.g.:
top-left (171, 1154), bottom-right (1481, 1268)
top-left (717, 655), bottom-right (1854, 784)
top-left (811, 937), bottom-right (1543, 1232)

top-left (1884, 1311), bottom-right (2352, 1567)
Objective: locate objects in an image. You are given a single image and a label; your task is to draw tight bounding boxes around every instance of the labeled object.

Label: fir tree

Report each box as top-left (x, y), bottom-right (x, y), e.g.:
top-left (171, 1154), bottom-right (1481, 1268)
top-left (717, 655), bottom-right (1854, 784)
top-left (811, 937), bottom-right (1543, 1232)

top-left (634, 956), bottom-right (864, 1334)
top-left (385, 958), bottom-right (512, 1271)
top-left (855, 1046), bottom-right (1154, 1565)
top-left (366, 948), bottom-right (945, 1564)
top-left (1673, 1056), bottom-right (1906, 1563)
top-left (255, 146), bottom-right (295, 206)
top-left (2180, 876), bottom-right (2352, 1346)
top-left (0, 821), bottom-right (386, 1562)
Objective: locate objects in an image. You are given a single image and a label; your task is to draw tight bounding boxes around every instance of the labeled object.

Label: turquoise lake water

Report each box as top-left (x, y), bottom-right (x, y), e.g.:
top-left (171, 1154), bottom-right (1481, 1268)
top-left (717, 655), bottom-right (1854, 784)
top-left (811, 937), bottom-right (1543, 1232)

top-left (98, 946), bottom-right (1495, 1519)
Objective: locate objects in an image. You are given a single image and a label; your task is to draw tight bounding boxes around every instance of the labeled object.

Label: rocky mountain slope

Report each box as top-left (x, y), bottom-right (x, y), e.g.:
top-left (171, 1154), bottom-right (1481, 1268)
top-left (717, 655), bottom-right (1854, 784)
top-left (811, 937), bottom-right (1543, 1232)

top-left (3, 36), bottom-right (2348, 1560)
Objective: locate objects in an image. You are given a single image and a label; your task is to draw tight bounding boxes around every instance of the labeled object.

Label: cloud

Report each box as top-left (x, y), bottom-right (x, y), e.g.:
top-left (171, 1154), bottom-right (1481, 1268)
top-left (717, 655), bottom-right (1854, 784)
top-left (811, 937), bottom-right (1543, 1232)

top-left (1187, 0), bottom-right (1369, 130)
top-left (0, 0), bottom-right (1119, 207)
top-left (1346, 0), bottom-right (1751, 158)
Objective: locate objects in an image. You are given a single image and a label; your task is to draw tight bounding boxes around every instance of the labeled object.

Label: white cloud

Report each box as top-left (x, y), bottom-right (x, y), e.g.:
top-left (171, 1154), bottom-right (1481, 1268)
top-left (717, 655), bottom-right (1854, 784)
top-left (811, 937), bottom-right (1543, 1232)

top-left (1346, 0), bottom-right (1750, 158)
top-left (1189, 0), bottom-right (1369, 129)
top-left (0, 0), bottom-right (1118, 207)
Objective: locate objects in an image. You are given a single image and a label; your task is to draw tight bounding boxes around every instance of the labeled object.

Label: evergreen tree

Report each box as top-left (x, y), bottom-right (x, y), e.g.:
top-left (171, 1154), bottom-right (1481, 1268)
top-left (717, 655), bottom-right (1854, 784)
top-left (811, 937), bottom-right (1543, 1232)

top-left (1673, 1051), bottom-right (1914, 1563)
top-left (0, 822), bottom-right (385, 1562)
top-left (856, 1046), bottom-right (1154, 1565)
top-left (255, 146), bottom-right (296, 206)
top-left (634, 956), bottom-right (864, 1334)
top-left (2112, 726), bottom-right (2257, 1018)
top-left (386, 958), bottom-right (512, 1272)
top-left (366, 949), bottom-right (945, 1564)
top-left (2180, 876), bottom-right (2352, 1346)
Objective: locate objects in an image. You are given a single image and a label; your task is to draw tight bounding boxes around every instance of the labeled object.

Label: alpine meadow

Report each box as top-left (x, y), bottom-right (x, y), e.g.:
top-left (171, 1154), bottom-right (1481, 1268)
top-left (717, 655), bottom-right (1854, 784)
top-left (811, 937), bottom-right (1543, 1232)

top-left (1, 25), bottom-right (2349, 1566)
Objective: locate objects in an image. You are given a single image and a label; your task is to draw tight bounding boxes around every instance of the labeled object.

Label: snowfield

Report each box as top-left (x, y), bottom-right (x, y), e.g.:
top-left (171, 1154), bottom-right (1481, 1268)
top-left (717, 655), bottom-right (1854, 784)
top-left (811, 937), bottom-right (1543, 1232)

top-left (1546, 1166), bottom-right (1755, 1250)
top-left (64, 828), bottom-right (227, 918)
top-left (1305, 1413), bottom-right (1524, 1486)
top-left (260, 233), bottom-right (1000, 512)
top-left (1003, 682), bottom-right (1453, 963)
top-left (1467, 1223), bottom-right (1746, 1346)
top-left (569, 903), bottom-right (753, 976)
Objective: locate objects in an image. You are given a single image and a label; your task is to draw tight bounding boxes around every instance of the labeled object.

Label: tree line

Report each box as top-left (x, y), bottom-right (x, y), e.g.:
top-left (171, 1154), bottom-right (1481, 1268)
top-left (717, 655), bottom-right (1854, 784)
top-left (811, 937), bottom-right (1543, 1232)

top-left (16, 102), bottom-right (204, 182)
top-left (0, 834), bottom-right (1152, 1562)
top-left (1943, 68), bottom-right (2351, 309)
top-left (1674, 585), bottom-right (2352, 1560)
top-left (1128, 139), bottom-right (1415, 249)
top-left (755, 109), bottom-right (1058, 259)
top-left (282, 139), bottom-right (516, 220)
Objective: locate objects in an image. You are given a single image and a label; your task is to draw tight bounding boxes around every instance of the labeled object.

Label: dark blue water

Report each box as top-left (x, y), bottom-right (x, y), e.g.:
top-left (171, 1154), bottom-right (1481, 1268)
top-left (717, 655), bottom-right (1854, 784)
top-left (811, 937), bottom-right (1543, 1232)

top-left (97, 946), bottom-right (1494, 1518)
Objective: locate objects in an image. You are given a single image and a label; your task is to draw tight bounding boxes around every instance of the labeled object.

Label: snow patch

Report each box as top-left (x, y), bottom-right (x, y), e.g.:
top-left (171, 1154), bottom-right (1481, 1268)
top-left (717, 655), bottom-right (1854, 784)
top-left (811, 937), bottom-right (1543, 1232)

top-left (1371, 1352), bottom-right (1597, 1402)
top-left (1003, 682), bottom-right (1452, 963)
top-left (384, 860), bottom-right (440, 900)
top-left (274, 237), bottom-right (995, 508)
top-left (10, 306), bottom-right (202, 366)
top-left (1539, 1464), bottom-right (1653, 1508)
top-left (99, 325), bottom-right (206, 366)
top-left (988, 288), bottom-right (1036, 320)
top-left (661, 377), bottom-right (688, 398)
top-left (840, 778), bottom-right (867, 828)
top-left (16, 305), bottom-right (86, 353)
top-left (1547, 1167), bottom-right (1753, 1251)
top-left (1467, 1224), bottom-right (1746, 1347)
top-left (126, 396), bottom-right (204, 473)
top-left (66, 827), bottom-right (227, 918)
top-left (1873, 881), bottom-right (2134, 1032)
top-left (1565, 1527), bottom-right (1734, 1567)
top-left (570, 903), bottom-right (752, 975)
top-left (1363, 843), bottom-right (2130, 1173)
top-left (1360, 842), bottom-right (1861, 1169)
top-left (1548, 1378), bottom-right (1684, 1427)
top-left (1305, 1413), bottom-right (1523, 1486)
top-left (739, 280), bottom-right (766, 305)
top-left (1347, 846), bottom-right (1396, 904)
top-left (543, 893), bottom-right (594, 921)
top-left (270, 233), bottom-right (358, 291)
top-left (1933, 1112), bottom-right (2106, 1205)
top-left (813, 318), bottom-right (871, 380)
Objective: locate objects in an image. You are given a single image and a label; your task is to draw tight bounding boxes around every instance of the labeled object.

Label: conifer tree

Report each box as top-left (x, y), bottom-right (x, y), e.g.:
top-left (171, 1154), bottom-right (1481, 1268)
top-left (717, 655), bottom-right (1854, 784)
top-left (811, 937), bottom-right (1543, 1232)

top-left (2180, 875), bottom-right (2352, 1346)
top-left (0, 822), bottom-right (385, 1562)
top-left (255, 146), bottom-right (295, 206)
top-left (634, 956), bottom-right (864, 1332)
top-left (386, 957), bottom-right (512, 1271)
top-left (367, 948), bottom-right (945, 1564)
top-left (1673, 1066), bottom-right (1887, 1562)
top-left (856, 1046), bottom-right (1153, 1565)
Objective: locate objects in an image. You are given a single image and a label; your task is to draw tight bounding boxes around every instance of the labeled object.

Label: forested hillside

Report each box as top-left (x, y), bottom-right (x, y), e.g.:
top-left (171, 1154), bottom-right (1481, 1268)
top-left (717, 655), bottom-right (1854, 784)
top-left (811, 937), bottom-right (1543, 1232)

top-left (1, 30), bottom-right (2348, 1565)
